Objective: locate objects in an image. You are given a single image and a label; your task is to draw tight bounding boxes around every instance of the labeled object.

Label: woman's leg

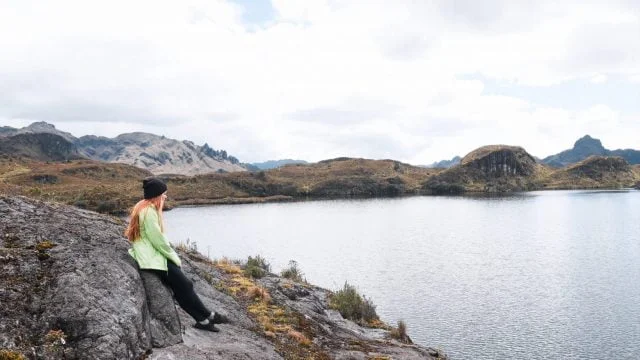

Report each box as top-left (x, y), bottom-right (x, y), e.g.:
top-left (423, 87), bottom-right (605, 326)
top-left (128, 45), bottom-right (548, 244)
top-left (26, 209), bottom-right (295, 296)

top-left (165, 261), bottom-right (211, 322)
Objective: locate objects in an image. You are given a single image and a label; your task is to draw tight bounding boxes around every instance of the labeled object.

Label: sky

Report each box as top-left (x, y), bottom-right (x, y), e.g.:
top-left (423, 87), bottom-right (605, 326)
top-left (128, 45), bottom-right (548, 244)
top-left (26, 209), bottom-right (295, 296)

top-left (0, 0), bottom-right (638, 164)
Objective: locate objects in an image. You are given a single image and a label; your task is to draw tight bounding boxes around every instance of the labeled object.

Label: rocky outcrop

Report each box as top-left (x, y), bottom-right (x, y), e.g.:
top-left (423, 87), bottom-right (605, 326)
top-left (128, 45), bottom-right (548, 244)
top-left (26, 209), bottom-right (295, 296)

top-left (0, 196), bottom-right (151, 359)
top-left (0, 196), bottom-right (446, 359)
top-left (545, 156), bottom-right (637, 189)
top-left (424, 145), bottom-right (542, 193)
top-left (565, 156), bottom-right (631, 179)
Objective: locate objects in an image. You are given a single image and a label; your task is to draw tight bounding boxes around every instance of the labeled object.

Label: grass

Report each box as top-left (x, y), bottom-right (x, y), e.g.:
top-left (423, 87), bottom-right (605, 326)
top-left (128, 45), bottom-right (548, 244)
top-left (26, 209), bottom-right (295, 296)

top-left (0, 350), bottom-right (26, 360)
top-left (389, 320), bottom-right (412, 344)
top-left (329, 282), bottom-right (380, 325)
top-left (280, 260), bottom-right (305, 283)
top-left (244, 255), bottom-right (271, 279)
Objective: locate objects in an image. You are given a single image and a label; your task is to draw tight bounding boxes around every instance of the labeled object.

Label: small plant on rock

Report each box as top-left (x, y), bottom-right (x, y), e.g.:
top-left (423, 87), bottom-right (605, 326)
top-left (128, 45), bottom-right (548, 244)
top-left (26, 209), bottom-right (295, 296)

top-left (44, 329), bottom-right (66, 357)
top-left (280, 260), bottom-right (304, 282)
top-left (329, 282), bottom-right (379, 324)
top-left (0, 349), bottom-right (26, 360)
top-left (244, 255), bottom-right (271, 279)
top-left (390, 320), bottom-right (412, 344)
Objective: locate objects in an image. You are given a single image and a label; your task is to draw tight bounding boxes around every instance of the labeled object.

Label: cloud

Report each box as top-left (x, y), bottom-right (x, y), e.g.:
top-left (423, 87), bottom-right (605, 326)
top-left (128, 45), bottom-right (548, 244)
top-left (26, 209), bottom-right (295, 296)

top-left (0, 0), bottom-right (638, 164)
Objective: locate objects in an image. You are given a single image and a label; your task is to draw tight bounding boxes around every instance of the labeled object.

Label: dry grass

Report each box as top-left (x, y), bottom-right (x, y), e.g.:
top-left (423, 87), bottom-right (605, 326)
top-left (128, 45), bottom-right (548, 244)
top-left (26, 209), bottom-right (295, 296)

top-left (287, 329), bottom-right (312, 347)
top-left (0, 349), bottom-right (26, 360)
top-left (389, 320), bottom-right (412, 344)
top-left (214, 258), bottom-right (243, 275)
top-left (247, 285), bottom-right (272, 303)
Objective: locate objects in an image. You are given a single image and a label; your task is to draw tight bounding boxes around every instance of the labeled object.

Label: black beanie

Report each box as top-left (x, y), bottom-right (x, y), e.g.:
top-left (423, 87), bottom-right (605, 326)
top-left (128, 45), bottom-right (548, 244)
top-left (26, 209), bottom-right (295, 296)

top-left (143, 178), bottom-right (167, 199)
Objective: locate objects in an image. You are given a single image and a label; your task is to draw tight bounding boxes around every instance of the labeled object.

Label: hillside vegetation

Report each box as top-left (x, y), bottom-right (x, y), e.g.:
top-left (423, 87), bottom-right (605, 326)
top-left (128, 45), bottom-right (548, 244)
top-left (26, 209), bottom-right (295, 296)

top-left (0, 156), bottom-right (441, 214)
top-left (1, 146), bottom-right (638, 215)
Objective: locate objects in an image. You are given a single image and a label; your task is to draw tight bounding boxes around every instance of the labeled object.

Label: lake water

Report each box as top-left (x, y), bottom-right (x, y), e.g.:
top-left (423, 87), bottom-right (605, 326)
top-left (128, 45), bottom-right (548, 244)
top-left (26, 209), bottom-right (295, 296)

top-left (164, 190), bottom-right (640, 360)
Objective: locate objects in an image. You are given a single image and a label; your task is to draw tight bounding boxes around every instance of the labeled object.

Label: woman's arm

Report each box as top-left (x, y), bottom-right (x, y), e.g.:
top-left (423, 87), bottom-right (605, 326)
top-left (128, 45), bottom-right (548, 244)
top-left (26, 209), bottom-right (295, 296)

top-left (142, 208), bottom-right (182, 267)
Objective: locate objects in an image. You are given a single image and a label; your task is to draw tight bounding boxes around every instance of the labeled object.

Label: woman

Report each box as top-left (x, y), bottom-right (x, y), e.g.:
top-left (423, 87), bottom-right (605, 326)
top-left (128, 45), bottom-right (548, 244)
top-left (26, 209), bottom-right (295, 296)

top-left (125, 178), bottom-right (228, 332)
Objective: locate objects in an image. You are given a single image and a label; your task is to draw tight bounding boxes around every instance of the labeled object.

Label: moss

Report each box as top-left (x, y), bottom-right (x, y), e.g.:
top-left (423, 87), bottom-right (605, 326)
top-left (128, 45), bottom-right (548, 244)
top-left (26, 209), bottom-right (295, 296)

top-left (0, 349), bottom-right (26, 360)
top-left (36, 240), bottom-right (56, 251)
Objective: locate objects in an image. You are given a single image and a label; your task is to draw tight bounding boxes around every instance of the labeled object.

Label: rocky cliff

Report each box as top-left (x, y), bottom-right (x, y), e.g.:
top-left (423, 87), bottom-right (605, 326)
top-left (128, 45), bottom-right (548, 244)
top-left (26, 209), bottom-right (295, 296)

top-left (0, 196), bottom-right (446, 359)
top-left (424, 145), bottom-right (544, 193)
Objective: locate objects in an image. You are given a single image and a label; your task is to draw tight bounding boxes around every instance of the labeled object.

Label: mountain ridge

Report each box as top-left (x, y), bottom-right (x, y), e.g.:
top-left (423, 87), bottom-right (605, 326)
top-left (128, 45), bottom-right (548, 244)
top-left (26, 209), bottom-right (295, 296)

top-left (542, 135), bottom-right (640, 167)
top-left (0, 122), bottom-right (247, 176)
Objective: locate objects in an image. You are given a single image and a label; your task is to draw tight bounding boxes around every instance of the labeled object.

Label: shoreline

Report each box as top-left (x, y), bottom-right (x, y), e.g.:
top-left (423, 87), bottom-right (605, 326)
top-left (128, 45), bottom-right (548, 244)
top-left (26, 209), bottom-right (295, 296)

top-left (165, 187), bottom-right (638, 210)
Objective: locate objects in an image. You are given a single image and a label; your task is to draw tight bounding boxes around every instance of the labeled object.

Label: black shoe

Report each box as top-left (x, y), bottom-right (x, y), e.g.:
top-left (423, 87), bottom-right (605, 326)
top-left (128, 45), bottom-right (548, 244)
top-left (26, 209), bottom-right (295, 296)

top-left (210, 312), bottom-right (230, 324)
top-left (194, 321), bottom-right (219, 332)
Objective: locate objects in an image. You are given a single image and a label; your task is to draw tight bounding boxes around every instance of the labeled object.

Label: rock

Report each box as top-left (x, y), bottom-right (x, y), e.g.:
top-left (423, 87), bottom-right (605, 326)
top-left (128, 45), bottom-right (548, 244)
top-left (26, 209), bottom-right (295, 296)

top-left (425, 145), bottom-right (542, 193)
top-left (138, 271), bottom-right (183, 348)
top-left (0, 196), bottom-right (151, 359)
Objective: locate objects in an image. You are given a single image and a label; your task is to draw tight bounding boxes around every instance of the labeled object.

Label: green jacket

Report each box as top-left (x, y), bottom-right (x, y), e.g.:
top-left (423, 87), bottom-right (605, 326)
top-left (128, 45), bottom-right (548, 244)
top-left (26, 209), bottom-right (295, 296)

top-left (128, 205), bottom-right (181, 271)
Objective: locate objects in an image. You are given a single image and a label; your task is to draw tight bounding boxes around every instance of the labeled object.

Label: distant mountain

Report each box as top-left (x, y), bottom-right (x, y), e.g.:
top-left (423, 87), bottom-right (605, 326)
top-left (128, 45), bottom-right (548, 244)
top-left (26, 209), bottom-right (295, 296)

top-left (542, 135), bottom-right (640, 167)
top-left (76, 132), bottom-right (246, 175)
top-left (0, 122), bottom-right (247, 175)
top-left (425, 156), bottom-right (461, 168)
top-left (0, 121), bottom-right (77, 143)
top-left (0, 133), bottom-right (83, 161)
top-left (251, 159), bottom-right (308, 170)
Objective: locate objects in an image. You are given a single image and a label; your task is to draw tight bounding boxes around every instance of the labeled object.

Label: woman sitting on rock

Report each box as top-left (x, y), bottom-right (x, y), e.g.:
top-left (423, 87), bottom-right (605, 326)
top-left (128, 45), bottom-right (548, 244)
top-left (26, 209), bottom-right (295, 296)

top-left (125, 178), bottom-right (228, 332)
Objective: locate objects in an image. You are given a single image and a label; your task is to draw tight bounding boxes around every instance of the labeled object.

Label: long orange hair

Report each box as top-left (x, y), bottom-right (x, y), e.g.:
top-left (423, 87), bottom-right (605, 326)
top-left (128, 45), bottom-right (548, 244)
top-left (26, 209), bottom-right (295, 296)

top-left (125, 195), bottom-right (165, 241)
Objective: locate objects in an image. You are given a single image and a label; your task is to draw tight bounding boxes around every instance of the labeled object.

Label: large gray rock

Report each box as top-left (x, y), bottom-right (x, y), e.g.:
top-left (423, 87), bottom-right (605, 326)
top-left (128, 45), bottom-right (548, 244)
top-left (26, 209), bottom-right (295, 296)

top-left (138, 271), bottom-right (183, 348)
top-left (0, 196), bottom-right (151, 359)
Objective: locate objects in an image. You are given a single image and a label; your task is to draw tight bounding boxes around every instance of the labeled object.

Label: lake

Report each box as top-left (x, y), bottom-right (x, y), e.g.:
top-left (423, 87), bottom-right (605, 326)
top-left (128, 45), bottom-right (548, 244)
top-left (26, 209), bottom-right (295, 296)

top-left (164, 190), bottom-right (640, 360)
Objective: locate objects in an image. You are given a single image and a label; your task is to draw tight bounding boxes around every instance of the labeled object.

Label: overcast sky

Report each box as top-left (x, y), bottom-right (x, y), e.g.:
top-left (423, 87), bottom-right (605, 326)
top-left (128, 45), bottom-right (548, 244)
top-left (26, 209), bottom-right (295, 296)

top-left (1, 0), bottom-right (638, 164)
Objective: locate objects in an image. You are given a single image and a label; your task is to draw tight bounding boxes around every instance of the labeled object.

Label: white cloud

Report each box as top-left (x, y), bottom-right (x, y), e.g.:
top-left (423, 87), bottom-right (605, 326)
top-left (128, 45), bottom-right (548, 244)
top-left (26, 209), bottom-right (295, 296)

top-left (0, 0), bottom-right (638, 164)
top-left (590, 74), bottom-right (608, 84)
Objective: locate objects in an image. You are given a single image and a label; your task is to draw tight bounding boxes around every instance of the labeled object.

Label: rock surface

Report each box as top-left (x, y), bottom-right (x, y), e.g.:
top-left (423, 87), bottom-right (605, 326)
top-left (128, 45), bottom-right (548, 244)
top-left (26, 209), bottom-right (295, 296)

top-left (0, 196), bottom-right (446, 359)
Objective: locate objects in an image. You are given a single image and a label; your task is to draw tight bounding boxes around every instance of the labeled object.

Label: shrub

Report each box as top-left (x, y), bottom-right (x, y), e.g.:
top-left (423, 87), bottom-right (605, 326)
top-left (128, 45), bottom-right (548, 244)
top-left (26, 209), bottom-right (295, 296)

top-left (244, 255), bottom-right (271, 279)
top-left (280, 260), bottom-right (304, 282)
top-left (329, 282), bottom-right (379, 323)
top-left (390, 320), bottom-right (412, 344)
top-left (0, 349), bottom-right (26, 360)
top-left (175, 238), bottom-right (198, 253)
top-left (96, 200), bottom-right (116, 213)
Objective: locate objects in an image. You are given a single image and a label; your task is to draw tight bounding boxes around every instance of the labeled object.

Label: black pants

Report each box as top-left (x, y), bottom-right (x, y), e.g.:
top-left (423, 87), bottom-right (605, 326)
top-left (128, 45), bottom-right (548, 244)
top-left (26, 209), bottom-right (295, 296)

top-left (149, 261), bottom-right (211, 322)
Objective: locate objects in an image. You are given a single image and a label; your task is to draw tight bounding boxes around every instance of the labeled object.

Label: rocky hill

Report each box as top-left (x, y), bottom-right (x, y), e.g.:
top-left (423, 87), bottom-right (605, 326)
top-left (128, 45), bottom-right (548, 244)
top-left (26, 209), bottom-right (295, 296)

top-left (0, 122), bottom-right (77, 143)
top-left (544, 156), bottom-right (637, 189)
top-left (0, 157), bottom-right (442, 214)
top-left (0, 133), bottom-right (83, 161)
top-left (0, 122), bottom-right (247, 176)
top-left (542, 135), bottom-right (640, 167)
top-left (424, 145), bottom-right (547, 193)
top-left (0, 196), bottom-right (446, 359)
top-left (76, 132), bottom-right (246, 175)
